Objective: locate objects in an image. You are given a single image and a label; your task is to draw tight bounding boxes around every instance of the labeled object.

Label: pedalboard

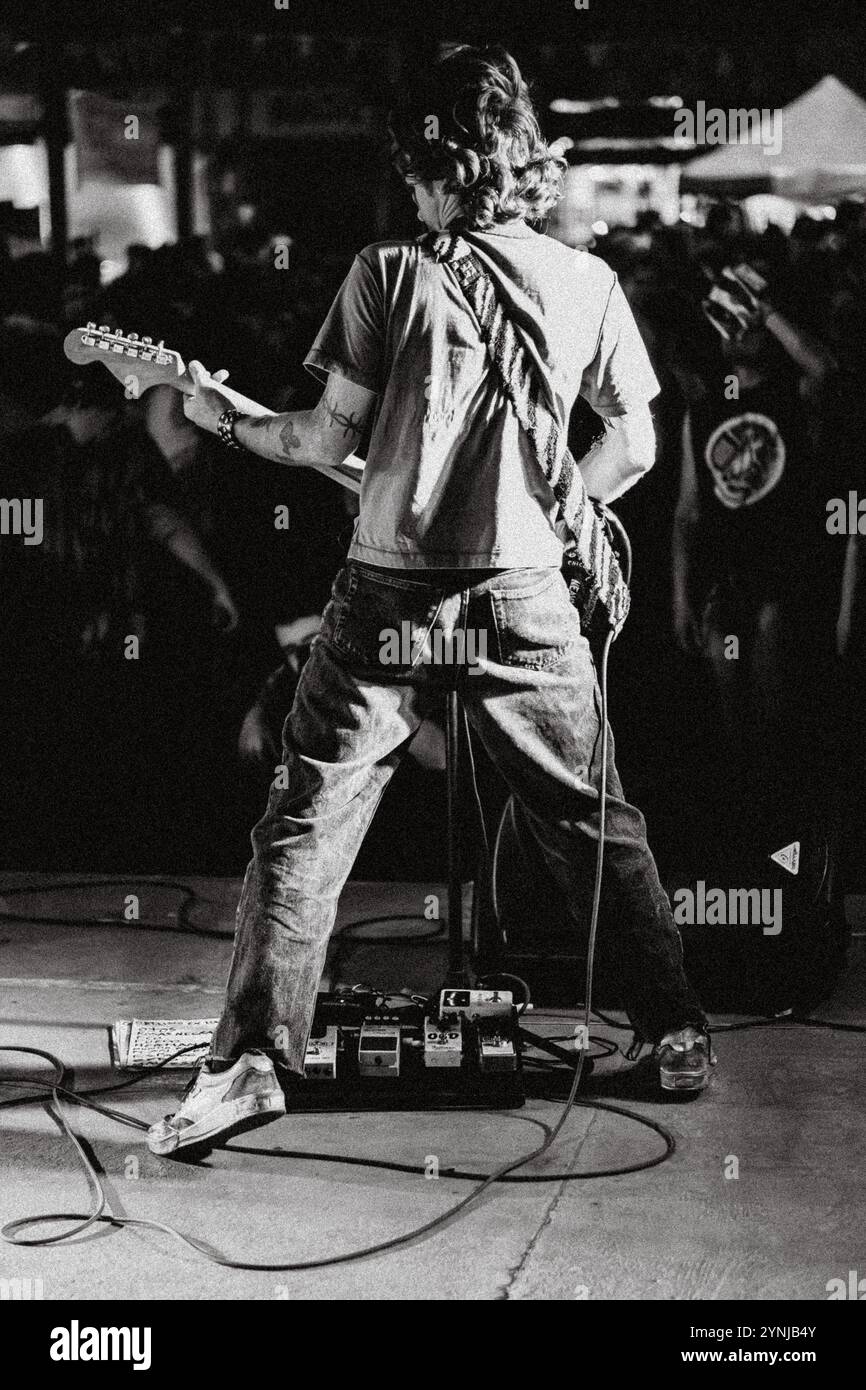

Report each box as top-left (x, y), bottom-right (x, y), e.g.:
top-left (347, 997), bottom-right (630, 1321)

top-left (293, 988), bottom-right (524, 1111)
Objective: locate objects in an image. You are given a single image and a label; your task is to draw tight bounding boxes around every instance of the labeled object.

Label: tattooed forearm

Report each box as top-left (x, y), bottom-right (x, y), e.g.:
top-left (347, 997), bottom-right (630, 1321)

top-left (232, 384), bottom-right (371, 470)
top-left (278, 419), bottom-right (303, 458)
top-left (319, 390), bottom-right (364, 440)
top-left (232, 411), bottom-right (311, 465)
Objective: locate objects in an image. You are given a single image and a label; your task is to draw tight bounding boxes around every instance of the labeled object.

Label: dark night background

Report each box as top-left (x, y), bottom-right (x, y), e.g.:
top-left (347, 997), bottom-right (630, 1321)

top-left (0, 0), bottom-right (864, 896)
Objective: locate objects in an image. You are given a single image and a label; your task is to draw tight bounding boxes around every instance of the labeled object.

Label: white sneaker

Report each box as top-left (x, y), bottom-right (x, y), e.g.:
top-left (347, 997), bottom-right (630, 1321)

top-left (147, 1052), bottom-right (286, 1156)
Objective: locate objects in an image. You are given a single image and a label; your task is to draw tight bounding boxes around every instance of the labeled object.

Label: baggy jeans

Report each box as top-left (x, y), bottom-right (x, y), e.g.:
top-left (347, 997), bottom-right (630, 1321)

top-left (210, 562), bottom-right (706, 1071)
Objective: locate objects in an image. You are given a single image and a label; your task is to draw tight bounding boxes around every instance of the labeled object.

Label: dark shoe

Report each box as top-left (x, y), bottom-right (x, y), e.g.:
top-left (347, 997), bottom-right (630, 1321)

top-left (655, 1026), bottom-right (716, 1093)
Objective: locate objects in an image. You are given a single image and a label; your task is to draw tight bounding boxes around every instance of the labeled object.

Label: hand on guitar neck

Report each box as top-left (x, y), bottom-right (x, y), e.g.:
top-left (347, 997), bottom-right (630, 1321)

top-left (62, 325), bottom-right (368, 494)
top-left (183, 361), bottom-right (373, 494)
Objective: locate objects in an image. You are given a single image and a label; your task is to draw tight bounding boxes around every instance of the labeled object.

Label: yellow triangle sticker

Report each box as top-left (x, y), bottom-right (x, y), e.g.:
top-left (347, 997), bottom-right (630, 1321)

top-left (770, 841), bottom-right (800, 875)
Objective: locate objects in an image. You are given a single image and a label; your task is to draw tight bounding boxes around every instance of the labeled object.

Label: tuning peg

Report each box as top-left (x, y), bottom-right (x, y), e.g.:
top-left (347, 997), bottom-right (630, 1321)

top-left (98, 325), bottom-right (111, 334)
top-left (127, 332), bottom-right (139, 341)
top-left (141, 336), bottom-right (153, 345)
top-left (156, 340), bottom-right (165, 351)
top-left (86, 321), bottom-right (96, 330)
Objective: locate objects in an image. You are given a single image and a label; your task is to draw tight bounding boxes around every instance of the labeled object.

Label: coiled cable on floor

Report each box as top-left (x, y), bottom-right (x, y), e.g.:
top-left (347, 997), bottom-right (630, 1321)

top-left (0, 624), bottom-right (682, 1269)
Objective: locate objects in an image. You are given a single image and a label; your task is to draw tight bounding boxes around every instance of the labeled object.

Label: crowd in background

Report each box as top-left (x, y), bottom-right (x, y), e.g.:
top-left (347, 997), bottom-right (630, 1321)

top-left (1, 197), bottom-right (864, 885)
top-left (0, 226), bottom-right (355, 871)
top-left (596, 201), bottom-right (866, 890)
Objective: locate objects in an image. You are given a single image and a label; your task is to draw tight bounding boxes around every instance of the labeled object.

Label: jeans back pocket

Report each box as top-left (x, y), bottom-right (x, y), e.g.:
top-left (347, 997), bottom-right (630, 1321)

top-left (327, 565), bottom-right (444, 675)
top-left (489, 569), bottom-right (583, 670)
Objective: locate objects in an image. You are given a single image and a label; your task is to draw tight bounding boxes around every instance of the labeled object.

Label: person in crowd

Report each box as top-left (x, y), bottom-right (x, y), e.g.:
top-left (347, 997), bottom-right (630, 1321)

top-left (671, 282), bottom-right (839, 845)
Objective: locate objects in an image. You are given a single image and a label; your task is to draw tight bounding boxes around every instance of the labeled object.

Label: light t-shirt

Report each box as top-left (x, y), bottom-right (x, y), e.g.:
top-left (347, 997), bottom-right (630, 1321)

top-left (304, 220), bottom-right (659, 569)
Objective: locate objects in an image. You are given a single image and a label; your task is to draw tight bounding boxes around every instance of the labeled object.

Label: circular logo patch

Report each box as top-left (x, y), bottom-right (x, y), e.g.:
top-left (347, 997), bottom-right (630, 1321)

top-left (704, 411), bottom-right (786, 510)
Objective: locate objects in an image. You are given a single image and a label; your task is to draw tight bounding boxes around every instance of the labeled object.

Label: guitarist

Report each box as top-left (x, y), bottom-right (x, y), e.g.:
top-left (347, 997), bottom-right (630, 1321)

top-left (148, 44), bottom-right (711, 1156)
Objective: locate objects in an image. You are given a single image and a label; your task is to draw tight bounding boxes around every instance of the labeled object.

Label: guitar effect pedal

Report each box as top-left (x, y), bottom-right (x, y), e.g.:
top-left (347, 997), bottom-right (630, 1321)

top-left (477, 1027), bottom-right (517, 1074)
top-left (423, 1013), bottom-right (463, 1068)
top-left (303, 1026), bottom-right (338, 1080)
top-left (358, 1022), bottom-right (401, 1079)
top-left (438, 988), bottom-right (513, 1019)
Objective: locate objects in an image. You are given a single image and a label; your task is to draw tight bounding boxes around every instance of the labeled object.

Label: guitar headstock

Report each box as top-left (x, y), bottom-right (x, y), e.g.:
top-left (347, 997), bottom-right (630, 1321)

top-left (63, 323), bottom-right (186, 398)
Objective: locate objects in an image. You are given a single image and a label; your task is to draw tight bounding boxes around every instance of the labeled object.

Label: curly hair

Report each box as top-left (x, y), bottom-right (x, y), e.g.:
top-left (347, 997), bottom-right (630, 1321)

top-left (388, 45), bottom-right (566, 231)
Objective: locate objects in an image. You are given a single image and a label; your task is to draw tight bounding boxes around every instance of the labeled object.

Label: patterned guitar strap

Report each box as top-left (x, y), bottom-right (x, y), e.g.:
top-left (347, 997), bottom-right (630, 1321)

top-left (424, 228), bottom-right (630, 640)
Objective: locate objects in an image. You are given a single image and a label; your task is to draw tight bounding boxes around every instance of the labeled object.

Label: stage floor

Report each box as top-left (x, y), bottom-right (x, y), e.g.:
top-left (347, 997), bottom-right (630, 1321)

top-left (1, 875), bottom-right (864, 1301)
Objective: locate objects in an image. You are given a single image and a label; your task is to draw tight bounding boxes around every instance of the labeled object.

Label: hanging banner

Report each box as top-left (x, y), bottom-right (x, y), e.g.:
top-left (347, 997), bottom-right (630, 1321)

top-left (70, 91), bottom-right (161, 187)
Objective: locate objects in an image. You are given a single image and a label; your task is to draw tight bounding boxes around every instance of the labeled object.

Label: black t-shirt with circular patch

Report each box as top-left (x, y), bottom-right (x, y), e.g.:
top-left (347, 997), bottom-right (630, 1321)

top-left (688, 375), bottom-right (827, 596)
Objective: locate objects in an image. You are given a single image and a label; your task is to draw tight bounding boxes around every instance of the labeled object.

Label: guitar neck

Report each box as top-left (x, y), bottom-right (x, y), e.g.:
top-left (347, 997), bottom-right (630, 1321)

top-left (176, 372), bottom-right (364, 495)
top-left (63, 324), bottom-right (364, 495)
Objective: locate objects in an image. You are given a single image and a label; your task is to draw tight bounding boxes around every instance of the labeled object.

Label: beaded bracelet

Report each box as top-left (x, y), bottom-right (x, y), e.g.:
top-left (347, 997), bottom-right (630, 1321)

top-left (216, 407), bottom-right (243, 450)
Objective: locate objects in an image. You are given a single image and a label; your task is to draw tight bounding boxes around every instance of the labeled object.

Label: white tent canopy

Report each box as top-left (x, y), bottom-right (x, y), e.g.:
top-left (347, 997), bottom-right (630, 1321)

top-left (681, 76), bottom-right (866, 200)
